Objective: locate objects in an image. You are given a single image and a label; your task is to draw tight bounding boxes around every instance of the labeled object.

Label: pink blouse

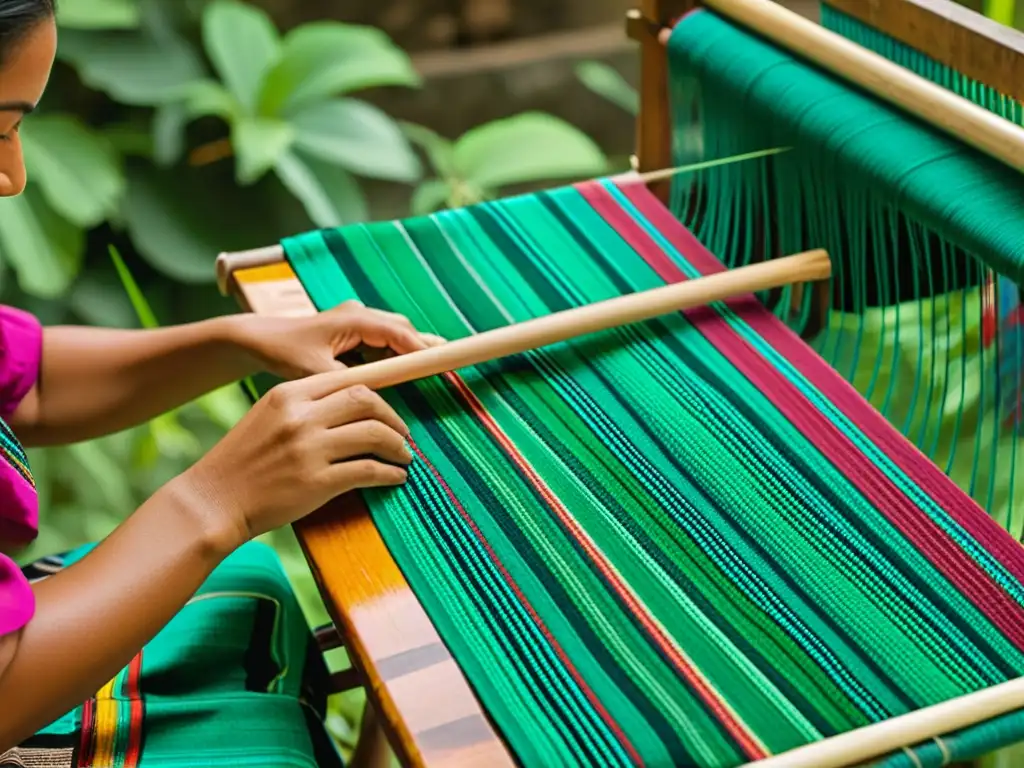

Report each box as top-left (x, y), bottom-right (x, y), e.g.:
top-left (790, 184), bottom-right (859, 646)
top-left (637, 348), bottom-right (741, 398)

top-left (0, 306), bottom-right (42, 638)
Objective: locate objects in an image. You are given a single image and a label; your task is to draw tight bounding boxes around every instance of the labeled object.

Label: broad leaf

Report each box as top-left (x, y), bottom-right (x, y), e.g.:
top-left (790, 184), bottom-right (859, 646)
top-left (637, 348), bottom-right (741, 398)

top-left (291, 99), bottom-right (420, 182)
top-left (69, 269), bottom-right (140, 328)
top-left (0, 187), bottom-right (84, 298)
top-left (575, 61), bottom-right (638, 115)
top-left (152, 103), bottom-right (187, 167)
top-left (275, 149), bottom-right (368, 228)
top-left (121, 165), bottom-right (237, 283)
top-left (122, 163), bottom-right (292, 284)
top-left (259, 22), bottom-right (419, 117)
top-left (21, 114), bottom-right (125, 227)
top-left (179, 79), bottom-right (239, 121)
top-left (401, 122), bottom-right (456, 178)
top-left (233, 117), bottom-right (294, 185)
top-left (202, 0), bottom-right (280, 114)
top-left (58, 0), bottom-right (140, 29)
top-left (453, 112), bottom-right (608, 190)
top-left (57, 27), bottom-right (206, 106)
top-left (410, 179), bottom-right (452, 215)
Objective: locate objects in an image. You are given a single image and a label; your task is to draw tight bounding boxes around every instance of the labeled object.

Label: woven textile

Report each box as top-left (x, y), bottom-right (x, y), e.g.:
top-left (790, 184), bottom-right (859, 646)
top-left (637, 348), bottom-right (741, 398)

top-left (19, 542), bottom-right (343, 767)
top-left (283, 179), bottom-right (1024, 767)
top-left (666, 8), bottom-right (1022, 537)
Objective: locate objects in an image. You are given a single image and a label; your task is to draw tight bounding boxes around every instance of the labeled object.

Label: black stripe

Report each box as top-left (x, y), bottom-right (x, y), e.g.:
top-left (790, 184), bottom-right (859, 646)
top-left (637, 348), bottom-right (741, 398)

top-left (243, 598), bottom-right (281, 693)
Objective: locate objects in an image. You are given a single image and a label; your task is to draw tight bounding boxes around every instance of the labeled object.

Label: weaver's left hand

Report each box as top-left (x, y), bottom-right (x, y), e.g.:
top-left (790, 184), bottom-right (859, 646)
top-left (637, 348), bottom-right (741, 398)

top-left (230, 300), bottom-right (445, 380)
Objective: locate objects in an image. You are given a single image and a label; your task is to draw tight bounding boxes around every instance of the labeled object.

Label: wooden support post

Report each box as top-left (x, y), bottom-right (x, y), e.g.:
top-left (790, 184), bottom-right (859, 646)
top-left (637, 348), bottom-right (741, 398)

top-left (629, 0), bottom-right (697, 203)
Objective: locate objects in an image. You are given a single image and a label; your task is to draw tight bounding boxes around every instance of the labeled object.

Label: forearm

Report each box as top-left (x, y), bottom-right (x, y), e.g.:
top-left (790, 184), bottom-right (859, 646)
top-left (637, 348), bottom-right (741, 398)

top-left (13, 316), bottom-right (257, 446)
top-left (0, 478), bottom-right (241, 748)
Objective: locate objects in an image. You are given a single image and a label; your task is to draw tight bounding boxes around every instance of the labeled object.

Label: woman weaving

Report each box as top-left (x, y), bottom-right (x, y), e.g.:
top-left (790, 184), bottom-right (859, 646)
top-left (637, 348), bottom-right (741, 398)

top-left (0, 2), bottom-right (439, 763)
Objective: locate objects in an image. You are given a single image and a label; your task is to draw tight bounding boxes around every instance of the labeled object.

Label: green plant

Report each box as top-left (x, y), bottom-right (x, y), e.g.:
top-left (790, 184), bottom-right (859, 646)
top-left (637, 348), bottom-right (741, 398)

top-left (575, 61), bottom-right (638, 115)
top-left (404, 112), bottom-right (609, 215)
top-left (0, 0), bottom-right (420, 301)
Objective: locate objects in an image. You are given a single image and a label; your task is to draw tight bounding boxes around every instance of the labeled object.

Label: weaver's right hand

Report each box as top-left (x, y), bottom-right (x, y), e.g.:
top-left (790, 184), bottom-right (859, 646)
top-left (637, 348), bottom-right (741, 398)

top-left (177, 374), bottom-right (412, 545)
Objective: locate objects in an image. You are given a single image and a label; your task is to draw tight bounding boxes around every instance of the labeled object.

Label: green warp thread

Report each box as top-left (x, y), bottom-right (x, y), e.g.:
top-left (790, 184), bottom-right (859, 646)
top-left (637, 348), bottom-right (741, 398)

top-left (819, 5), bottom-right (1024, 126)
top-left (666, 9), bottom-right (1022, 538)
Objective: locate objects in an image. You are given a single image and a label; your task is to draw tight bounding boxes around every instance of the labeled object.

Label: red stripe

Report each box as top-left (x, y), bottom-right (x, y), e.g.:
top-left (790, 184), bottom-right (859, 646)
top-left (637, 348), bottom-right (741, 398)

top-left (124, 653), bottom-right (144, 767)
top-left (439, 371), bottom-right (765, 760)
top-left (583, 180), bottom-right (1024, 648)
top-left (77, 698), bottom-right (95, 767)
top-left (409, 437), bottom-right (645, 765)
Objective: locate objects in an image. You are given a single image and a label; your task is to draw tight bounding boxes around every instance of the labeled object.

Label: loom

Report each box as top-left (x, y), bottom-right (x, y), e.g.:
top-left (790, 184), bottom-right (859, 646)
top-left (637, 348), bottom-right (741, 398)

top-left (215, 1), bottom-right (1024, 766)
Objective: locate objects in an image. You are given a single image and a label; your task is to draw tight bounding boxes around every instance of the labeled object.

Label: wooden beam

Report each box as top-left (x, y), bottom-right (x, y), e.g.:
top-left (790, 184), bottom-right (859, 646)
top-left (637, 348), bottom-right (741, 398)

top-left (632, 0), bottom-right (697, 202)
top-left (823, 0), bottom-right (1024, 102)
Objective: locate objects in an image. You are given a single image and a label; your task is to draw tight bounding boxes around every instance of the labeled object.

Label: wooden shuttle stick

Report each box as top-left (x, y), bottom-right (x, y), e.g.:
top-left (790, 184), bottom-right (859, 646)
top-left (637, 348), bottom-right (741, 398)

top-left (746, 675), bottom-right (1024, 768)
top-left (324, 249), bottom-right (830, 392)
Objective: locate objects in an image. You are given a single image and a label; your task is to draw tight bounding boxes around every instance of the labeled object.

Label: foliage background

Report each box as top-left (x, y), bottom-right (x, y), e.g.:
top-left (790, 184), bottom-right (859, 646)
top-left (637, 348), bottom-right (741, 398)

top-left (7, 0), bottom-right (1017, 760)
top-left (6, 0), bottom-right (617, 755)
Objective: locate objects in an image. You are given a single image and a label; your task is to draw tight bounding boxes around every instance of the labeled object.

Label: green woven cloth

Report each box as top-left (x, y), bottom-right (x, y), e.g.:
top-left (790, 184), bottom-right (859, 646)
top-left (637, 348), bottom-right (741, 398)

top-left (668, 8), bottom-right (1023, 538)
top-left (19, 542), bottom-right (343, 767)
top-left (282, 177), bottom-right (1024, 767)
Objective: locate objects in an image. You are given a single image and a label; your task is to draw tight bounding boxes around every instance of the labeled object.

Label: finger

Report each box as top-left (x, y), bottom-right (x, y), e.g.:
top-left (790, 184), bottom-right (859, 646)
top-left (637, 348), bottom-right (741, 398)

top-left (421, 333), bottom-right (447, 348)
top-left (314, 384), bottom-right (410, 437)
top-left (353, 316), bottom-right (426, 355)
top-left (323, 420), bottom-right (412, 466)
top-left (324, 459), bottom-right (409, 493)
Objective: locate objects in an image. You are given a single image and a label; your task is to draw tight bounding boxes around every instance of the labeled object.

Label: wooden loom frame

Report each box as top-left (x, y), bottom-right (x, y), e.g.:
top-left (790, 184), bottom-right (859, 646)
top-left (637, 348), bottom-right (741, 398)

top-left (217, 2), bottom-right (1024, 766)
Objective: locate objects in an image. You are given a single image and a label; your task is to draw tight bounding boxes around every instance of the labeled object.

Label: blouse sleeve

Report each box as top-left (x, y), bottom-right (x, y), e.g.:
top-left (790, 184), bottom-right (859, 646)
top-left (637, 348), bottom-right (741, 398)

top-left (0, 305), bottom-right (41, 638)
top-left (0, 554), bottom-right (33, 637)
top-left (0, 305), bottom-right (42, 419)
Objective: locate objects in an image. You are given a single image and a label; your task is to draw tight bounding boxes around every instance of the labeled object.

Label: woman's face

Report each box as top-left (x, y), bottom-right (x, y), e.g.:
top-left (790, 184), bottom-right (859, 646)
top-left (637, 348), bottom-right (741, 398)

top-left (0, 17), bottom-right (56, 198)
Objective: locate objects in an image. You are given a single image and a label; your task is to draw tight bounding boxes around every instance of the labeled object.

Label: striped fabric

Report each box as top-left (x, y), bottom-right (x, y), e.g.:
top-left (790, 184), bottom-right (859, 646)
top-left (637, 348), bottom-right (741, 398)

top-left (20, 542), bottom-right (344, 767)
top-left (283, 180), bottom-right (1024, 767)
top-left (0, 416), bottom-right (33, 490)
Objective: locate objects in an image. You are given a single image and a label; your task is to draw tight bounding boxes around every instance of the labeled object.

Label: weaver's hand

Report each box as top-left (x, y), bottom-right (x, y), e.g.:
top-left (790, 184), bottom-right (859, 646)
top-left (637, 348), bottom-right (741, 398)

top-left (228, 300), bottom-right (445, 380)
top-left (177, 373), bottom-right (412, 543)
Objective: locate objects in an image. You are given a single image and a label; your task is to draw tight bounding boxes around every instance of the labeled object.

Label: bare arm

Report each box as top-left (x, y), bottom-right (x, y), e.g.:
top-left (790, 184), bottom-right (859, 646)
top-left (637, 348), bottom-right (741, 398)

top-left (8, 304), bottom-right (444, 449)
top-left (9, 317), bottom-right (257, 447)
top-left (0, 367), bottom-right (417, 750)
top-left (0, 477), bottom-right (240, 747)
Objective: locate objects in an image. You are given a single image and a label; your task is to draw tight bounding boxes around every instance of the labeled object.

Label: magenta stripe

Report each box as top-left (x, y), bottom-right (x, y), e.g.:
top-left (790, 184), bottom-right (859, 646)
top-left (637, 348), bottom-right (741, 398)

top-left (614, 180), bottom-right (1024, 584)
top-left (575, 180), bottom-right (1024, 650)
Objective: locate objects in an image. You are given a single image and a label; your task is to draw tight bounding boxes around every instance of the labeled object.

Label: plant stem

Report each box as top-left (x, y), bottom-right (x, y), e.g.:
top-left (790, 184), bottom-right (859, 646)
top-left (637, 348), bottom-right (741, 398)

top-left (189, 138), bottom-right (234, 167)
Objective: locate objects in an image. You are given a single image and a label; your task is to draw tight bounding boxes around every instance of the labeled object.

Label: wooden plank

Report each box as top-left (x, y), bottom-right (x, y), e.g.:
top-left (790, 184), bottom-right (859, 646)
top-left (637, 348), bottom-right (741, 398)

top-left (823, 0), bottom-right (1024, 102)
top-left (634, 0), bottom-right (697, 202)
top-left (232, 264), bottom-right (516, 768)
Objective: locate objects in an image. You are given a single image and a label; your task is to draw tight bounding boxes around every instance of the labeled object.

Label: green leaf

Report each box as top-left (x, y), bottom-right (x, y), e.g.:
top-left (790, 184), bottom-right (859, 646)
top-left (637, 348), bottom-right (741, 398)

top-left (410, 179), bottom-right (451, 215)
top-left (68, 268), bottom-right (140, 328)
top-left (453, 112), bottom-right (608, 190)
top-left (575, 61), bottom-right (638, 115)
top-left (275, 149), bottom-right (368, 228)
top-left (121, 166), bottom-right (228, 283)
top-left (291, 99), bottom-right (420, 182)
top-left (152, 103), bottom-right (187, 166)
top-left (202, 0), bottom-right (280, 114)
top-left (57, 27), bottom-right (206, 107)
top-left (259, 22), bottom-right (419, 117)
top-left (401, 122), bottom-right (455, 177)
top-left (0, 187), bottom-right (84, 298)
top-left (178, 79), bottom-right (239, 121)
top-left (233, 118), bottom-right (294, 185)
top-left (58, 0), bottom-right (140, 29)
top-left (21, 114), bottom-right (125, 227)
top-left (109, 245), bottom-right (160, 328)
top-left (121, 163), bottom-right (294, 284)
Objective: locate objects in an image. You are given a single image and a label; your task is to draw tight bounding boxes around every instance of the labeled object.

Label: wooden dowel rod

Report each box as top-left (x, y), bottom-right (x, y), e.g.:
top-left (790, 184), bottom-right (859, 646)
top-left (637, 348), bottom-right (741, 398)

top-left (658, 0), bottom-right (1024, 175)
top-left (746, 675), bottom-right (1024, 768)
top-left (326, 249), bottom-right (830, 392)
top-left (216, 245), bottom-right (285, 295)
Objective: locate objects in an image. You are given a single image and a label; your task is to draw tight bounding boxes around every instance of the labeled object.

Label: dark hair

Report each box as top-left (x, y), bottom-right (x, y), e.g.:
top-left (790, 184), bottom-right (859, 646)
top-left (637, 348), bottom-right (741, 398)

top-left (0, 0), bottom-right (56, 62)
